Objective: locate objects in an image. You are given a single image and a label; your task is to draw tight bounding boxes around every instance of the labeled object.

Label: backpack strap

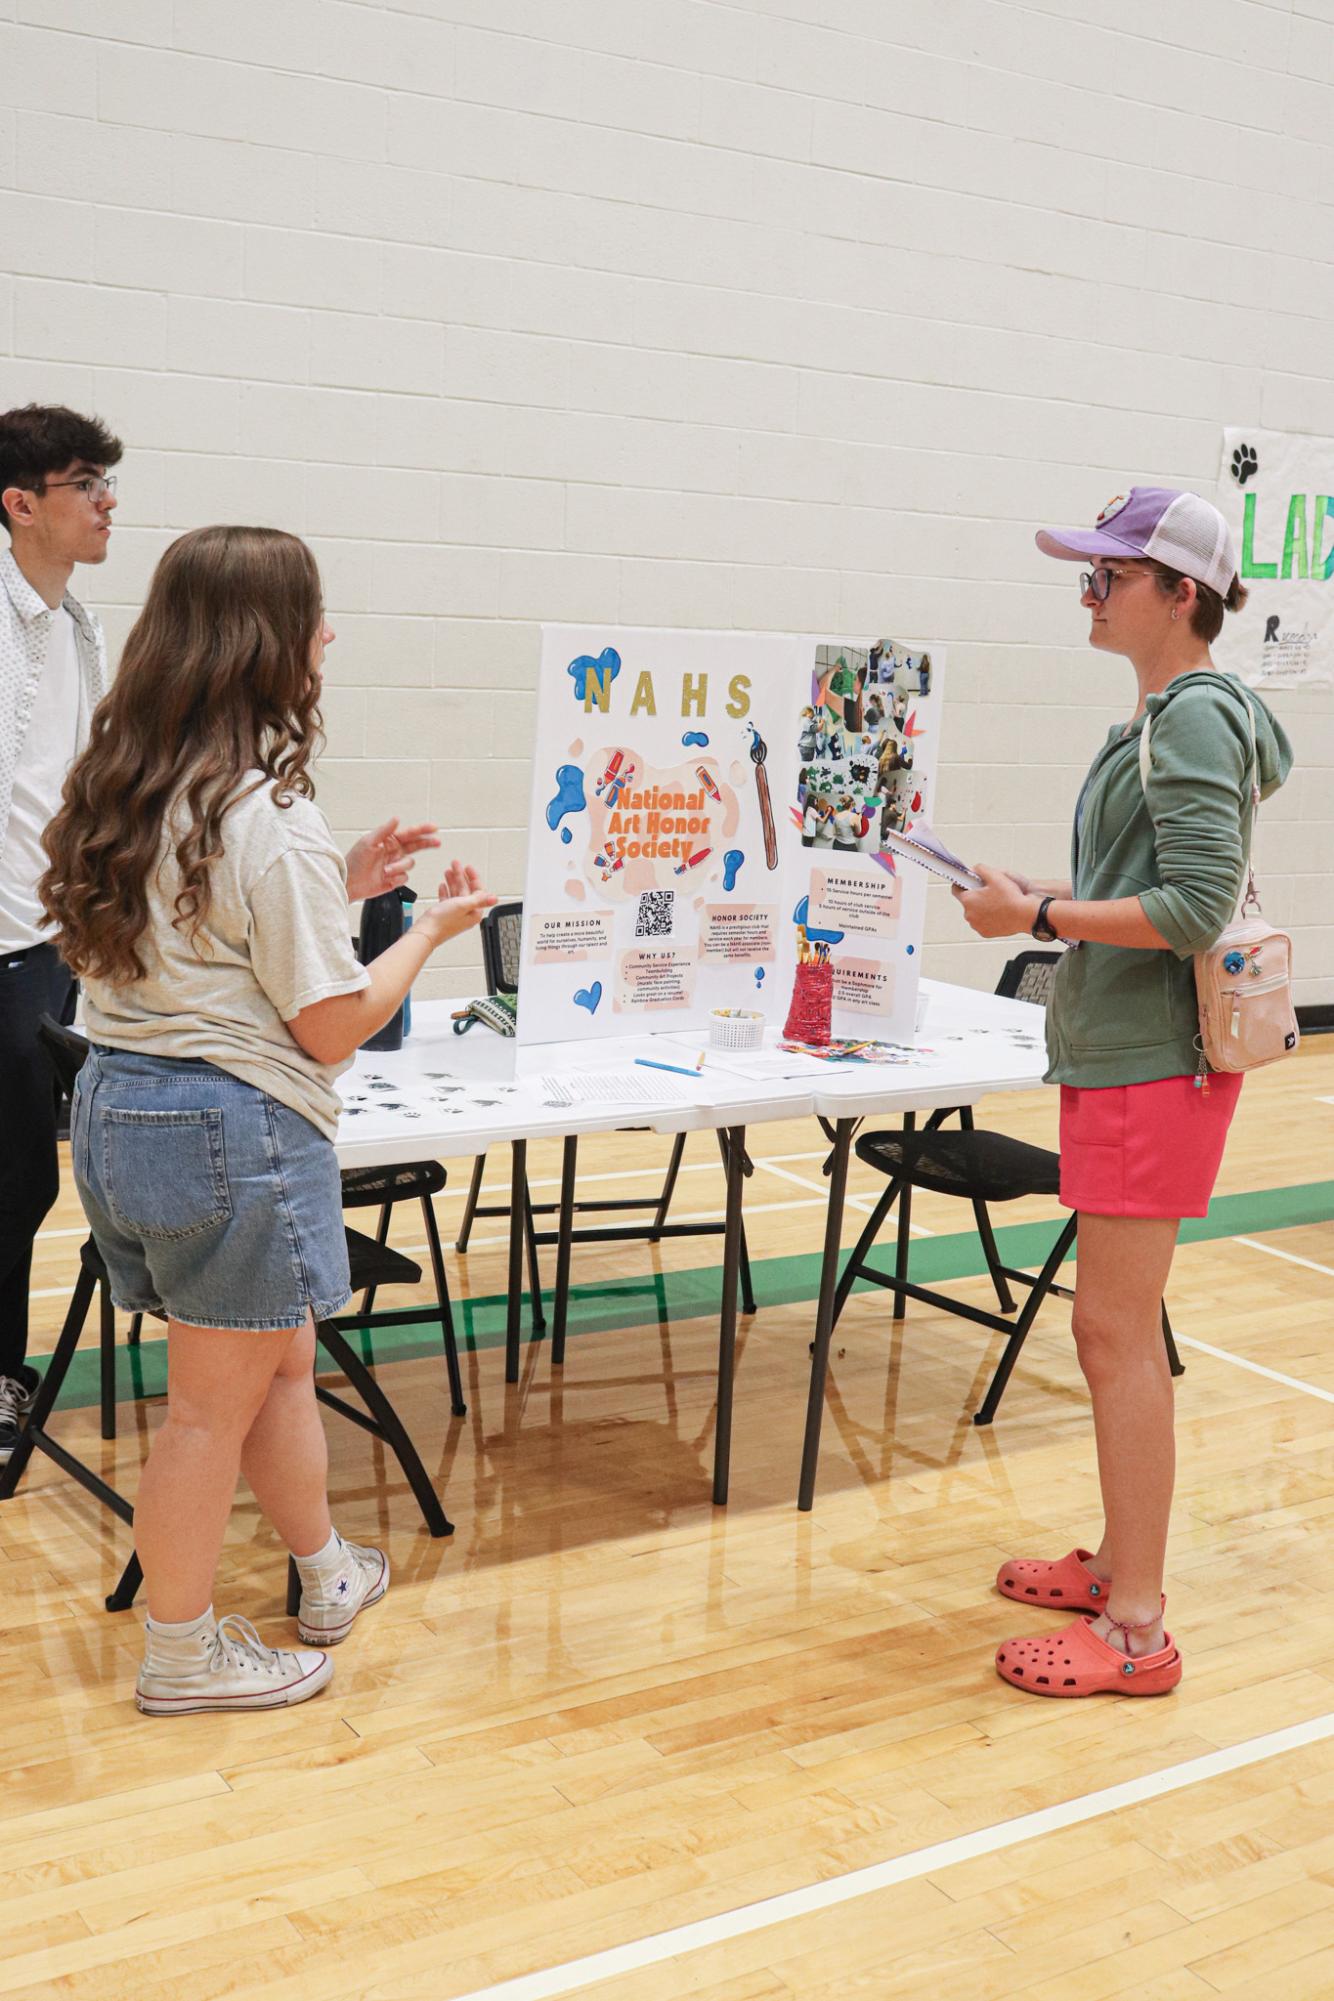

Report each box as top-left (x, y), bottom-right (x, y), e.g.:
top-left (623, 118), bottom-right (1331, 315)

top-left (1138, 681), bottom-right (1262, 916)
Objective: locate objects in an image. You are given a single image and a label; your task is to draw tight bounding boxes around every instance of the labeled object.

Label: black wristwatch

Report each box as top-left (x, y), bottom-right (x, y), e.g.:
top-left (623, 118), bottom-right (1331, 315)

top-left (1031, 895), bottom-right (1059, 943)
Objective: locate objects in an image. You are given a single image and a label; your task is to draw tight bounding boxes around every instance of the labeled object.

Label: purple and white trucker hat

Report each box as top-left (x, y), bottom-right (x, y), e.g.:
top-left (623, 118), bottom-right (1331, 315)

top-left (1036, 487), bottom-right (1238, 597)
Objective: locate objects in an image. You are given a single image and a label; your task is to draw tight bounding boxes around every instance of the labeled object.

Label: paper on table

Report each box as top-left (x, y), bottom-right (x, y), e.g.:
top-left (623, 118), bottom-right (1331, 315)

top-left (697, 1046), bottom-right (836, 1081)
top-left (881, 817), bottom-right (983, 890)
top-left (536, 1069), bottom-right (695, 1107)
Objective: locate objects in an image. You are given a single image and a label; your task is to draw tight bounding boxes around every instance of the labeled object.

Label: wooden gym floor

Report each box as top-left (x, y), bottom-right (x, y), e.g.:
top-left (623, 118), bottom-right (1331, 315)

top-left (5, 1041), bottom-right (1334, 1999)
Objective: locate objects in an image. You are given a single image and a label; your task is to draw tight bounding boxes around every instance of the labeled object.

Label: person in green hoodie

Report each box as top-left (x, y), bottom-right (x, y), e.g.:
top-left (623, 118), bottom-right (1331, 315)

top-left (954, 487), bottom-right (1293, 1699)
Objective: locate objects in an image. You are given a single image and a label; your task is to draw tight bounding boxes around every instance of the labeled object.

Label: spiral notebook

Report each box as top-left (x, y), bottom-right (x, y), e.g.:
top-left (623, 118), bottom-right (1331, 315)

top-left (880, 818), bottom-right (983, 891)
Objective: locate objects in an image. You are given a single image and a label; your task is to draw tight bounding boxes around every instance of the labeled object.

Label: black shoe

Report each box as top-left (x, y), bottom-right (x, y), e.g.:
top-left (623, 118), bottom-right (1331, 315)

top-left (0, 1367), bottom-right (41, 1465)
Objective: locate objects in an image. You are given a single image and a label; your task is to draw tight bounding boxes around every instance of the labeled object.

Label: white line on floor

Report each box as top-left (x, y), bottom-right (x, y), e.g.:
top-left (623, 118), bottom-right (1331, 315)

top-left (1233, 1233), bottom-right (1334, 1281)
top-left (1173, 1331), bottom-right (1334, 1406)
top-left (750, 1156), bottom-right (935, 1235)
top-left (451, 1709), bottom-right (1334, 2001)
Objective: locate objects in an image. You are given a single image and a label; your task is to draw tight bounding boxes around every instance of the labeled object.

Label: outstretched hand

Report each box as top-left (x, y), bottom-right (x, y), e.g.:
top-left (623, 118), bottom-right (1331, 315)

top-left (416, 860), bottom-right (496, 946)
top-left (345, 817), bottom-right (442, 903)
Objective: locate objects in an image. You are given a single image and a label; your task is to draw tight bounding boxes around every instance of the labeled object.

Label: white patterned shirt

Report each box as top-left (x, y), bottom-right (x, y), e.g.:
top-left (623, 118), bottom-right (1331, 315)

top-left (0, 547), bottom-right (106, 929)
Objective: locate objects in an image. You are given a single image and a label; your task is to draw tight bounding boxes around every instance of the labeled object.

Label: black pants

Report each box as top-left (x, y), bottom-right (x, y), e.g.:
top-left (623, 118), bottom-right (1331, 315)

top-left (0, 942), bottom-right (75, 1376)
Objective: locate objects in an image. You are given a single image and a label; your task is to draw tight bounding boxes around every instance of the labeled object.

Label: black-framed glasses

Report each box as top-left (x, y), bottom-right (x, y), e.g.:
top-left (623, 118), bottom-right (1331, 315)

top-left (1080, 566), bottom-right (1116, 602)
top-left (41, 475), bottom-right (118, 503)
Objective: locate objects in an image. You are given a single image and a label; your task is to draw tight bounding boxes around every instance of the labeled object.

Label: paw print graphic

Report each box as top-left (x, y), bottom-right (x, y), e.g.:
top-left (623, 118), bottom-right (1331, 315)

top-left (1231, 442), bottom-right (1258, 487)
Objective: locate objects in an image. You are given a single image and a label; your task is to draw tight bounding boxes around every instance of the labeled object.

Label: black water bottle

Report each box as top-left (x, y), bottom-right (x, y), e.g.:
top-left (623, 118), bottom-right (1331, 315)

top-left (357, 887), bottom-right (414, 1053)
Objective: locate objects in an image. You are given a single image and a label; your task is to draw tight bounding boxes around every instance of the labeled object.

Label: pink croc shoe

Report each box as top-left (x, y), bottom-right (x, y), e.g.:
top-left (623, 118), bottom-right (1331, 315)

top-left (996, 1548), bottom-right (1108, 1614)
top-left (995, 1615), bottom-right (1182, 1698)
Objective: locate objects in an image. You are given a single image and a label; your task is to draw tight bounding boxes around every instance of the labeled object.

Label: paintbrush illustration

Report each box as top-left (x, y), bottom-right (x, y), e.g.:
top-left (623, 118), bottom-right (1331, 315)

top-left (749, 726), bottom-right (779, 870)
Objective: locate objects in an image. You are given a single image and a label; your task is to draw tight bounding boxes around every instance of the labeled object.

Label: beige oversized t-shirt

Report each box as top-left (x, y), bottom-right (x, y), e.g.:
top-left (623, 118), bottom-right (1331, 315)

top-left (81, 776), bottom-right (369, 1139)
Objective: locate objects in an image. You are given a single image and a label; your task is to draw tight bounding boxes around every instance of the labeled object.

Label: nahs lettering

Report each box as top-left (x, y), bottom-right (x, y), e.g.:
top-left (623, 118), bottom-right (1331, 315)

top-left (581, 668), bottom-right (752, 718)
top-left (605, 784), bottom-right (713, 863)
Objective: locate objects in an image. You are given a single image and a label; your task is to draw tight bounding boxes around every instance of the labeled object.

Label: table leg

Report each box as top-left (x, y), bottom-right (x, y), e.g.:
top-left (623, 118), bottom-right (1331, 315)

top-left (552, 1134), bottom-right (578, 1368)
top-left (798, 1116), bottom-right (853, 1512)
top-left (506, 1138), bottom-right (527, 1384)
top-left (712, 1124), bottom-right (746, 1507)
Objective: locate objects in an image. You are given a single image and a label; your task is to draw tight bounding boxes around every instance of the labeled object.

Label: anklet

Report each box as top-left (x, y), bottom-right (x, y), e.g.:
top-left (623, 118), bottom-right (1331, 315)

top-left (1104, 1611), bottom-right (1163, 1652)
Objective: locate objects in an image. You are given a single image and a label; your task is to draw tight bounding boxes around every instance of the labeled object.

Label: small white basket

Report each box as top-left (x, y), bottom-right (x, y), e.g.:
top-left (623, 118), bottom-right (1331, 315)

top-left (709, 1007), bottom-right (764, 1051)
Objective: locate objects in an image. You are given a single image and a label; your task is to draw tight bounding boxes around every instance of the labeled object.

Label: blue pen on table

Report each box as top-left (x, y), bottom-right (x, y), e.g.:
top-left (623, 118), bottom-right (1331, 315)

top-left (634, 1054), bottom-right (705, 1079)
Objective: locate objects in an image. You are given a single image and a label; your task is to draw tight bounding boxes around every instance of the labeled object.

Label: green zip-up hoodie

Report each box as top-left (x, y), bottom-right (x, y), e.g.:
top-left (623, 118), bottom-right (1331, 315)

top-left (1044, 668), bottom-right (1294, 1088)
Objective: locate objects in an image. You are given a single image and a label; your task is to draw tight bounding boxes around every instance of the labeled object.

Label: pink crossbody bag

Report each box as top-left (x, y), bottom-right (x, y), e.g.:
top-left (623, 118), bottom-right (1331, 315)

top-left (1139, 690), bottom-right (1299, 1078)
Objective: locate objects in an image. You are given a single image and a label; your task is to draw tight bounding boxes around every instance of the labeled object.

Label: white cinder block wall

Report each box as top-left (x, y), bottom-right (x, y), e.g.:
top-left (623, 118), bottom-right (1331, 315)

top-left (2, 0), bottom-right (1331, 1002)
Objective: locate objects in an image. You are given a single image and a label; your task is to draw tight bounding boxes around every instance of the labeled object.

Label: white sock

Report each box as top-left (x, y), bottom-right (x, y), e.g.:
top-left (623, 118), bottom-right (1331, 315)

top-left (144, 1605), bottom-right (216, 1666)
top-left (294, 1530), bottom-right (343, 1583)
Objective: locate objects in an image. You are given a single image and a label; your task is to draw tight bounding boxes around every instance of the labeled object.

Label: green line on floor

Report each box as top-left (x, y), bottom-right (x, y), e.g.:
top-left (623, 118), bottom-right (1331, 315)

top-left (44, 1178), bottom-right (1334, 1412)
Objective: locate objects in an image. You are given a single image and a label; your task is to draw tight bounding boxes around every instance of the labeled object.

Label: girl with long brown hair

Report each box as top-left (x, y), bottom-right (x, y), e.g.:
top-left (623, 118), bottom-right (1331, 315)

top-left (42, 525), bottom-right (493, 1715)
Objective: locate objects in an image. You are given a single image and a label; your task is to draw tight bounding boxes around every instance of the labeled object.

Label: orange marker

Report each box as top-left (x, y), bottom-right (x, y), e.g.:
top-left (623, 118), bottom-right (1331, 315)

top-left (696, 766), bottom-right (721, 802)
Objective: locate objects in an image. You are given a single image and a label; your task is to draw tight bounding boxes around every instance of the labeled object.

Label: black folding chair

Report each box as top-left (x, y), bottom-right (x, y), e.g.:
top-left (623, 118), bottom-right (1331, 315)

top-left (822, 953), bottom-right (1183, 1426)
top-left (0, 1019), bottom-right (454, 1613)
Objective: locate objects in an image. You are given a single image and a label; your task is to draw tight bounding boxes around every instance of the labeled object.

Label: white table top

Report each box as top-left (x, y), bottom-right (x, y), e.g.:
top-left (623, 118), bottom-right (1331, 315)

top-left (332, 979), bottom-right (1049, 1170)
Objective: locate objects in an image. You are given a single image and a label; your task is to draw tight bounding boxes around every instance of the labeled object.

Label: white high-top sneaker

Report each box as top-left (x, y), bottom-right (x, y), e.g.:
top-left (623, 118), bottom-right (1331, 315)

top-left (295, 1537), bottom-right (389, 1646)
top-left (136, 1613), bottom-right (332, 1716)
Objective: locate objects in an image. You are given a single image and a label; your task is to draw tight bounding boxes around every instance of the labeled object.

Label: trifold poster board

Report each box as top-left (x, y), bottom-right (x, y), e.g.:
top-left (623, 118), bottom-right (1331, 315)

top-left (518, 627), bottom-right (945, 1047)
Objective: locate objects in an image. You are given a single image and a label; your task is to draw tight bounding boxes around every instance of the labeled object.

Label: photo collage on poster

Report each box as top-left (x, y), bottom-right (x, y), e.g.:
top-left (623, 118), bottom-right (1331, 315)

top-left (794, 641), bottom-right (930, 857)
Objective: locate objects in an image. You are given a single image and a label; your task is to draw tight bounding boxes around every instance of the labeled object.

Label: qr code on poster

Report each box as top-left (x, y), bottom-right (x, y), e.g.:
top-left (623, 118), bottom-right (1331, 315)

top-left (635, 889), bottom-right (675, 939)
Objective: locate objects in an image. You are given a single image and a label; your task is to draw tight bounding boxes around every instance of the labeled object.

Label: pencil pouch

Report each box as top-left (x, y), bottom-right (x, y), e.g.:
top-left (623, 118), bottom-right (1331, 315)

top-left (451, 993), bottom-right (518, 1037)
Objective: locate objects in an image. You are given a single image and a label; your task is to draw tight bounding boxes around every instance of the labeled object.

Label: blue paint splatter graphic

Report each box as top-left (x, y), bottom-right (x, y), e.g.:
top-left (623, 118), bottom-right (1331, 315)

top-left (906, 944), bottom-right (915, 955)
top-left (560, 827), bottom-right (572, 844)
top-left (567, 648), bottom-right (621, 703)
top-left (546, 764), bottom-right (586, 836)
top-left (682, 730), bottom-right (710, 748)
top-left (754, 966), bottom-right (765, 988)
top-left (722, 848), bottom-right (744, 892)
top-left (573, 981), bottom-right (603, 1015)
top-left (791, 893), bottom-right (845, 947)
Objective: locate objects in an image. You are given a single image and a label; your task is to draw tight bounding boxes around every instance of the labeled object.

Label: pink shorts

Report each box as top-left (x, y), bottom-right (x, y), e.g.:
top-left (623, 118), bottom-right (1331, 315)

top-left (1059, 1073), bottom-right (1243, 1219)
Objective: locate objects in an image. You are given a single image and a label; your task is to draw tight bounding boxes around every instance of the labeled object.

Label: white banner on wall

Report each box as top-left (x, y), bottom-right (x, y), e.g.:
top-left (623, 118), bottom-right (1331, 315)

top-left (518, 626), bottom-right (946, 1046)
top-left (1216, 427), bottom-right (1334, 689)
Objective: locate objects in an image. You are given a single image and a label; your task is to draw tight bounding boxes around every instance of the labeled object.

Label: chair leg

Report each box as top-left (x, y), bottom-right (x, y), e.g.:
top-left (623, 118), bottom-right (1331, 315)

top-left (712, 1127), bottom-right (748, 1506)
top-left (0, 1262), bottom-right (97, 1499)
top-left (552, 1135), bottom-right (578, 1368)
top-left (831, 1176), bottom-right (903, 1331)
top-left (455, 1153), bottom-right (487, 1252)
top-left (287, 1553), bottom-right (301, 1617)
top-left (420, 1192), bottom-right (466, 1417)
top-left (892, 1113), bottom-right (916, 1323)
top-left (127, 1312), bottom-right (143, 1348)
top-left (99, 1279), bottom-right (118, 1442)
top-left (648, 1132), bottom-right (687, 1241)
top-left (798, 1118), bottom-right (855, 1512)
top-left (972, 1197), bottom-right (1018, 1315)
top-left (524, 1183), bottom-right (547, 1335)
top-left (1162, 1300), bottom-right (1185, 1379)
top-left (713, 1128), bottom-right (756, 1314)
top-left (360, 1199), bottom-right (392, 1317)
top-left (972, 1216), bottom-right (1078, 1426)
top-left (106, 1550), bottom-right (143, 1614)
top-left (737, 1221), bottom-right (757, 1316)
top-left (315, 1320), bottom-right (452, 1537)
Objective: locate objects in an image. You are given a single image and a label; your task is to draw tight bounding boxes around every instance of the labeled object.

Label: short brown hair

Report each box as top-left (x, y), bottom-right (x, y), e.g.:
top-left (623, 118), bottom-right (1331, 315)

top-left (1144, 560), bottom-right (1248, 644)
top-left (0, 403), bottom-right (124, 533)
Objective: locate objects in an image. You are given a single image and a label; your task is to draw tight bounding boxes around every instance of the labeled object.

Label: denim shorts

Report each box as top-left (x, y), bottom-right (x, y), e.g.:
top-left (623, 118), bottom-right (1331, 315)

top-left (71, 1047), bottom-right (352, 1331)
